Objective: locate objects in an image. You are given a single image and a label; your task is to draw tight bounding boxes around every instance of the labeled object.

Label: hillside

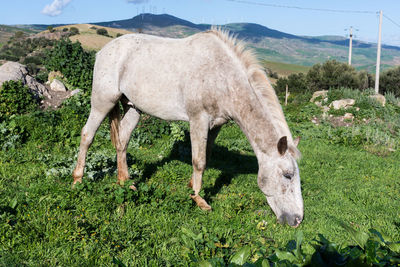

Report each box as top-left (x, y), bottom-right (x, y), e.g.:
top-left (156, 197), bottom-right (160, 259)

top-left (5, 13), bottom-right (400, 71)
top-left (35, 24), bottom-right (133, 51)
top-left (0, 25), bottom-right (39, 45)
top-left (92, 14), bottom-right (400, 71)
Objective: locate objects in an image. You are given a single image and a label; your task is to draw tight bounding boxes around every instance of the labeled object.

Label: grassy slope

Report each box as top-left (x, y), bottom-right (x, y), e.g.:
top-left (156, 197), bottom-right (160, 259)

top-left (0, 115), bottom-right (399, 265)
top-left (261, 60), bottom-right (310, 77)
top-left (0, 25), bottom-right (38, 44)
top-left (37, 24), bottom-right (133, 51)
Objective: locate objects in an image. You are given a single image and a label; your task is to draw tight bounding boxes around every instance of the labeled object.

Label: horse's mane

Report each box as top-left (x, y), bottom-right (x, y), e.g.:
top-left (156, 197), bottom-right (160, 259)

top-left (207, 27), bottom-right (301, 159)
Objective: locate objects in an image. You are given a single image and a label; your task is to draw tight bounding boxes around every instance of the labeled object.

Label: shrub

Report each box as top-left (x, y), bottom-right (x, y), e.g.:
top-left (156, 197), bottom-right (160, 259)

top-left (96, 28), bottom-right (109, 36)
top-left (0, 80), bottom-right (37, 119)
top-left (275, 72), bottom-right (308, 94)
top-left (306, 60), bottom-right (364, 91)
top-left (116, 33), bottom-right (123, 38)
top-left (44, 39), bottom-right (95, 90)
top-left (47, 26), bottom-right (55, 33)
top-left (380, 66), bottom-right (400, 97)
top-left (70, 27), bottom-right (79, 35)
top-left (62, 28), bottom-right (69, 32)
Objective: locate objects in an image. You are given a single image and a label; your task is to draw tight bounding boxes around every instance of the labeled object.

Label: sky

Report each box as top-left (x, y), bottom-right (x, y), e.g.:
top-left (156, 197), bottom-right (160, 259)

top-left (1, 0), bottom-right (400, 46)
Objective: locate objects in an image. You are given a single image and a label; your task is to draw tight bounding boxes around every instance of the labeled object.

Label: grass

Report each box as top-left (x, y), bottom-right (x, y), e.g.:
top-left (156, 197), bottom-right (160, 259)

top-left (260, 60), bottom-right (310, 77)
top-left (1, 96), bottom-right (399, 265)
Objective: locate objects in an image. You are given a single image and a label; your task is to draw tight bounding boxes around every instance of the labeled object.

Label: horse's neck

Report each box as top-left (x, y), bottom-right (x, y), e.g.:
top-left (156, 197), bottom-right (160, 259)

top-left (231, 91), bottom-right (278, 158)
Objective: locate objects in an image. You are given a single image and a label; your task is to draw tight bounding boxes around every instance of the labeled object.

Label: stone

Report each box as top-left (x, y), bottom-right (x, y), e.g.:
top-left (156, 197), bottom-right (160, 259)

top-left (70, 89), bottom-right (81, 96)
top-left (0, 62), bottom-right (27, 87)
top-left (329, 99), bottom-right (355, 110)
top-left (343, 113), bottom-right (354, 120)
top-left (369, 94), bottom-right (386, 107)
top-left (310, 90), bottom-right (328, 103)
top-left (50, 79), bottom-right (67, 92)
top-left (0, 61), bottom-right (49, 98)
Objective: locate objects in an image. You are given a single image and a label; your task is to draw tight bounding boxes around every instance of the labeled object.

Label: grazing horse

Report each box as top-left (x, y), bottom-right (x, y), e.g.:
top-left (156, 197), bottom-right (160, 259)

top-left (72, 27), bottom-right (304, 227)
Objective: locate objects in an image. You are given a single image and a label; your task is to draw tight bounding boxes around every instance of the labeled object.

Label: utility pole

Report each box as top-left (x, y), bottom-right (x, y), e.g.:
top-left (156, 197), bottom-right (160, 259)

top-left (348, 26), bottom-right (353, 65)
top-left (375, 10), bottom-right (383, 94)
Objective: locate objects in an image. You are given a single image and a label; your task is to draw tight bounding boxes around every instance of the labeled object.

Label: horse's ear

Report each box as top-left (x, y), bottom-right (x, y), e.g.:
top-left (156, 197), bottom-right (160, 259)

top-left (277, 136), bottom-right (288, 156)
top-left (293, 136), bottom-right (300, 147)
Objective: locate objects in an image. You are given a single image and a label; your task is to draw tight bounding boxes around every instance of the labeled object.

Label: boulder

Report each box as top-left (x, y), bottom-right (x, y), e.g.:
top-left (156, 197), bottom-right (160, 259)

top-left (0, 62), bottom-right (28, 87)
top-left (343, 113), bottom-right (354, 120)
top-left (0, 61), bottom-right (49, 98)
top-left (329, 99), bottom-right (355, 110)
top-left (369, 94), bottom-right (386, 107)
top-left (50, 79), bottom-right (67, 92)
top-left (48, 71), bottom-right (64, 83)
top-left (70, 89), bottom-right (81, 96)
top-left (310, 90), bottom-right (328, 103)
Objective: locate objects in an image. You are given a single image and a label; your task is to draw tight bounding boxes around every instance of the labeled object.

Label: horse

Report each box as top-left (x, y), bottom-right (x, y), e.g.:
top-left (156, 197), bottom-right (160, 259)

top-left (72, 27), bottom-right (304, 227)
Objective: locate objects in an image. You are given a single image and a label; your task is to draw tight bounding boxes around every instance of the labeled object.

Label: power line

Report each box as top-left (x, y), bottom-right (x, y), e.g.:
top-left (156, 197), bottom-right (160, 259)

top-left (383, 14), bottom-right (400, 29)
top-left (226, 0), bottom-right (375, 14)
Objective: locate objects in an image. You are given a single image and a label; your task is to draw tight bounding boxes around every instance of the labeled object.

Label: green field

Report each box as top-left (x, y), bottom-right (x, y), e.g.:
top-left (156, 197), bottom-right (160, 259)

top-left (261, 60), bottom-right (310, 77)
top-left (1, 87), bottom-right (400, 265)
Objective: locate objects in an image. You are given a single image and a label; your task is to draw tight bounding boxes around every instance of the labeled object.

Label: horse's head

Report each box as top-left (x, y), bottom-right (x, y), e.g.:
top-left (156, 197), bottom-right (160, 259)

top-left (257, 136), bottom-right (303, 227)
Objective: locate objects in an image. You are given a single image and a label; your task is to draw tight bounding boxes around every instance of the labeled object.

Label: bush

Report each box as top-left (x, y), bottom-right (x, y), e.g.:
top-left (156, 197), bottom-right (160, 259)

top-left (275, 72), bottom-right (308, 94)
top-left (44, 39), bottom-right (95, 90)
top-left (62, 28), bottom-right (69, 32)
top-left (0, 80), bottom-right (37, 119)
top-left (380, 66), bottom-right (400, 97)
top-left (69, 27), bottom-right (79, 36)
top-left (96, 28), bottom-right (109, 36)
top-left (306, 60), bottom-right (364, 91)
top-left (47, 26), bottom-right (55, 33)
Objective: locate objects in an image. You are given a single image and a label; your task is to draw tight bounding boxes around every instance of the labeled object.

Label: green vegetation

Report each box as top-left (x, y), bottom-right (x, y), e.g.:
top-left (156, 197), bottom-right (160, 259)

top-left (261, 60), bottom-right (310, 77)
top-left (0, 36), bottom-right (399, 265)
top-left (380, 66), bottom-right (400, 97)
top-left (96, 28), bottom-right (109, 37)
top-left (1, 83), bottom-right (399, 264)
top-left (44, 39), bottom-right (95, 90)
top-left (275, 60), bottom-right (374, 94)
top-left (0, 80), bottom-right (38, 119)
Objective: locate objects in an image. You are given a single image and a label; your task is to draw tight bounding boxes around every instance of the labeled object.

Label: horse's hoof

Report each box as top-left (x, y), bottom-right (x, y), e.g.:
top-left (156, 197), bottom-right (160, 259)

top-left (71, 179), bottom-right (82, 189)
top-left (190, 195), bottom-right (212, 211)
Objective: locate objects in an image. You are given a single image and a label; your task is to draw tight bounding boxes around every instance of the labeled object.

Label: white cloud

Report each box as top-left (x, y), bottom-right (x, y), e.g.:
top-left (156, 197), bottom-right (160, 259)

top-left (127, 0), bottom-right (149, 4)
top-left (41, 0), bottom-right (72, 17)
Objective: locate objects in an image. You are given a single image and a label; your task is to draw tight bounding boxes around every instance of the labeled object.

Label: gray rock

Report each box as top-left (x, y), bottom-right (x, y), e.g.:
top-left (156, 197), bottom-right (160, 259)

top-left (369, 94), bottom-right (386, 107)
top-left (50, 79), bottom-right (67, 92)
top-left (329, 99), bottom-right (355, 110)
top-left (70, 89), bottom-right (81, 96)
top-left (310, 90), bottom-right (328, 103)
top-left (0, 61), bottom-right (49, 98)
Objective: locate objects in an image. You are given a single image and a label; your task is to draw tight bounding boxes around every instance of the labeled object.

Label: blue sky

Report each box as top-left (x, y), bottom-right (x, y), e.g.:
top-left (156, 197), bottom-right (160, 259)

top-left (1, 0), bottom-right (400, 46)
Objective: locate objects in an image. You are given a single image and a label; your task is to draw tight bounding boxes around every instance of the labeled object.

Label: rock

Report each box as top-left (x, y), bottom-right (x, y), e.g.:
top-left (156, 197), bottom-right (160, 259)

top-left (329, 99), bottom-right (355, 110)
top-left (70, 89), bottom-right (81, 96)
top-left (0, 61), bottom-right (49, 98)
top-left (50, 79), bottom-right (67, 92)
top-left (310, 90), bottom-right (328, 103)
top-left (0, 62), bottom-right (27, 87)
top-left (369, 94), bottom-right (386, 107)
top-left (343, 113), bottom-right (354, 120)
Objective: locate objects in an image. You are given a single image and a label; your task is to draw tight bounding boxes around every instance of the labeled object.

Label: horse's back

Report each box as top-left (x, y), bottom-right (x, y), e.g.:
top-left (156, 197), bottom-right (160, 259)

top-left (92, 32), bottom-right (245, 121)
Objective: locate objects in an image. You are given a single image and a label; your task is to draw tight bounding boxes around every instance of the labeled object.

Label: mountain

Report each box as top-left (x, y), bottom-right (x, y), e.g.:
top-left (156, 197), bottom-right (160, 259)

top-left (5, 13), bottom-right (400, 72)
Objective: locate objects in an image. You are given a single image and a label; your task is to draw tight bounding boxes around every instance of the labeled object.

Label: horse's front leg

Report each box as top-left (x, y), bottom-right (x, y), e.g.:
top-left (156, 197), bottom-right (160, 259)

top-left (189, 114), bottom-right (211, 211)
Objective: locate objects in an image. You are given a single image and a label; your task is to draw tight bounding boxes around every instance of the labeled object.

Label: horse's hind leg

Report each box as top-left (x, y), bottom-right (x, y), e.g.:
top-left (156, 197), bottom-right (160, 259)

top-left (72, 103), bottom-right (115, 185)
top-left (189, 114), bottom-right (212, 210)
top-left (115, 101), bottom-right (140, 188)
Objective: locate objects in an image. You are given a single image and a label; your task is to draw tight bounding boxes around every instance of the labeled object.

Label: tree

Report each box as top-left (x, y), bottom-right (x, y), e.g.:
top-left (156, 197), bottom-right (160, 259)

top-left (70, 27), bottom-right (79, 36)
top-left (47, 26), bottom-right (55, 33)
top-left (96, 28), bottom-right (108, 36)
top-left (380, 66), bottom-right (400, 96)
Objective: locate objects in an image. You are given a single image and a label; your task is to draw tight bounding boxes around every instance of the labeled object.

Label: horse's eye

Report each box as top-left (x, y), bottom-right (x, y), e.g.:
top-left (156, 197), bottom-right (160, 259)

top-left (283, 173), bottom-right (293, 179)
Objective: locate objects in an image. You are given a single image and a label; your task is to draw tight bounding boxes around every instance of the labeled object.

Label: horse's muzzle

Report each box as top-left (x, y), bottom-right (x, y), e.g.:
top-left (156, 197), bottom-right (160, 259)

top-left (279, 213), bottom-right (303, 228)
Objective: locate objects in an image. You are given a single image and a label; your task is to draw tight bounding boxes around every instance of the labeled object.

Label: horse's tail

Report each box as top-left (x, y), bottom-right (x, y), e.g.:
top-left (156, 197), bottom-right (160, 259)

top-left (109, 104), bottom-right (121, 148)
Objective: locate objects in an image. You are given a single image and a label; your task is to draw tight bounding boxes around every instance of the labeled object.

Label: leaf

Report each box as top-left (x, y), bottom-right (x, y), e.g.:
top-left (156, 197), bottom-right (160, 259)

top-left (198, 260), bottom-right (213, 267)
top-left (386, 242), bottom-right (400, 253)
top-left (274, 250), bottom-right (297, 262)
top-left (230, 246), bottom-right (251, 265)
top-left (340, 221), bottom-right (369, 248)
top-left (112, 257), bottom-right (127, 267)
top-left (10, 198), bottom-right (17, 209)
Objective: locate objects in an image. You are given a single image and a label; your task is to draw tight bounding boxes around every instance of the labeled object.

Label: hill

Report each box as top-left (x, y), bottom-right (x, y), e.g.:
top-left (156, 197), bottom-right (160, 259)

top-left (46, 24), bottom-right (131, 50)
top-left (0, 25), bottom-right (39, 45)
top-left (5, 13), bottom-right (400, 71)
top-left (92, 14), bottom-right (400, 71)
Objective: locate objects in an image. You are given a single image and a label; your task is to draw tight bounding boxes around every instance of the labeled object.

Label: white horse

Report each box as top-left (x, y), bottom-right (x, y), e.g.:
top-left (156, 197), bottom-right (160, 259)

top-left (72, 28), bottom-right (304, 227)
